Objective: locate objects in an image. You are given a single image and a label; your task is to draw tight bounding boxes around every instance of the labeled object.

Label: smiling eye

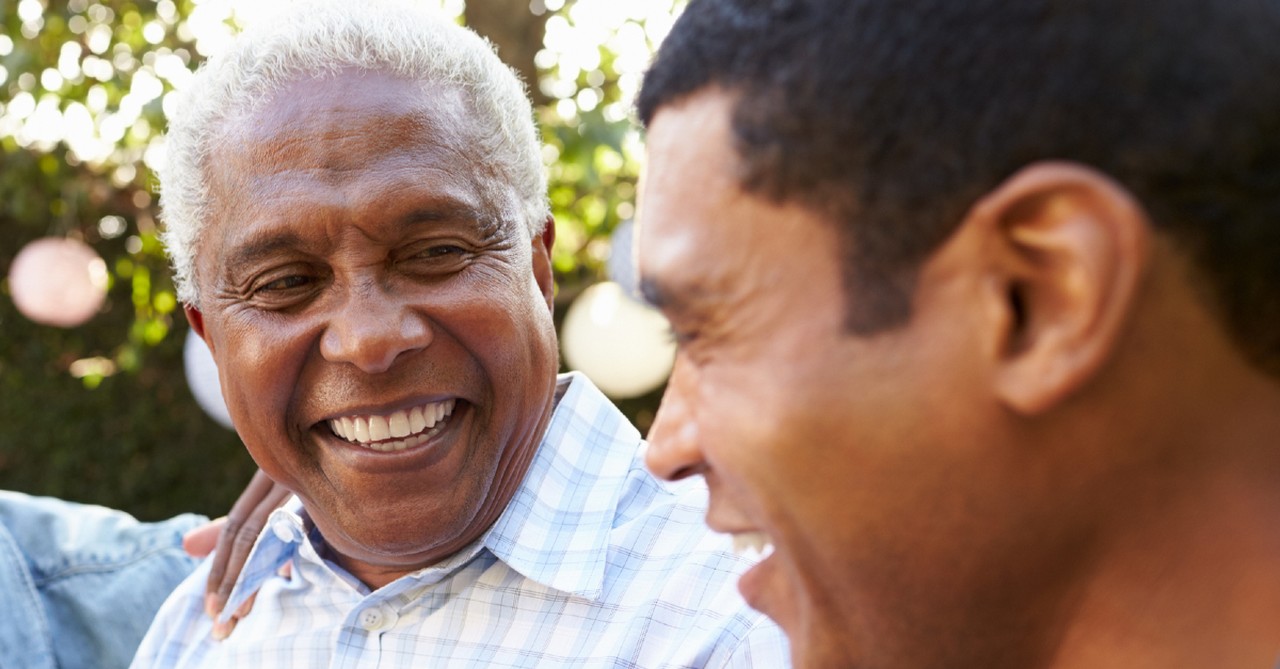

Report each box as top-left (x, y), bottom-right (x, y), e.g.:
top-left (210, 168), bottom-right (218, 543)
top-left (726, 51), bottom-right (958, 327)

top-left (401, 243), bottom-right (472, 274)
top-left (259, 275), bottom-right (312, 292)
top-left (418, 245), bottom-right (464, 258)
top-left (244, 270), bottom-right (320, 311)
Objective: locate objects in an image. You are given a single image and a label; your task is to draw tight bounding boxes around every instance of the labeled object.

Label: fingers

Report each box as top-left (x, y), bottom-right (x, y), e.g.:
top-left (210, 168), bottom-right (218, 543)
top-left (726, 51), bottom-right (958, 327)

top-left (211, 592), bottom-right (258, 641)
top-left (182, 517), bottom-right (227, 558)
top-left (204, 519), bottom-right (258, 619)
top-left (204, 469), bottom-right (294, 626)
top-left (209, 559), bottom-right (294, 642)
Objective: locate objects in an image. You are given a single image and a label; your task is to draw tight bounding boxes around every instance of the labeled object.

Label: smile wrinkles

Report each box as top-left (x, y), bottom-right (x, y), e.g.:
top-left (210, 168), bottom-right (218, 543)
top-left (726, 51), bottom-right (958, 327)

top-left (328, 399), bottom-right (457, 452)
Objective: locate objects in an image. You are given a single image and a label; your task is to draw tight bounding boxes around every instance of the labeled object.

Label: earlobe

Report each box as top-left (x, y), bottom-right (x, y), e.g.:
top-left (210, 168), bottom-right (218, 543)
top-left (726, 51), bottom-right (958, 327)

top-left (185, 305), bottom-right (213, 354)
top-left (972, 162), bottom-right (1151, 415)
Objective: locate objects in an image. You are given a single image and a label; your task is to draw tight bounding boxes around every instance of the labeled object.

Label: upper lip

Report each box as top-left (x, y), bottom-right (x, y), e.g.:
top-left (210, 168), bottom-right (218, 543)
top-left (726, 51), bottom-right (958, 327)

top-left (714, 525), bottom-right (770, 538)
top-left (707, 518), bottom-right (770, 538)
top-left (705, 505), bottom-right (768, 540)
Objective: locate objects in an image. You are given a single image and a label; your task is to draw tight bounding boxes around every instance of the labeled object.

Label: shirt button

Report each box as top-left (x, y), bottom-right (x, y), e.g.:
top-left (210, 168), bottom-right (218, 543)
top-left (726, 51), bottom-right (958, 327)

top-left (358, 607), bottom-right (385, 631)
top-left (271, 518), bottom-right (298, 543)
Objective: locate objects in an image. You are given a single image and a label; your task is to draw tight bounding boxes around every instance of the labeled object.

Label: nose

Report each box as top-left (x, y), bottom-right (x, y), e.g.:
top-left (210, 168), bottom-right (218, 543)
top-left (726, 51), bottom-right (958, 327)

top-left (645, 360), bottom-right (706, 482)
top-left (319, 288), bottom-right (433, 374)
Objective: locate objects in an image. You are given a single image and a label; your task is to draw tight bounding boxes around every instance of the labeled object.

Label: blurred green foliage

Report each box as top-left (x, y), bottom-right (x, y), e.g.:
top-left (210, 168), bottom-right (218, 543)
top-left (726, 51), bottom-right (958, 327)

top-left (0, 0), bottom-right (674, 520)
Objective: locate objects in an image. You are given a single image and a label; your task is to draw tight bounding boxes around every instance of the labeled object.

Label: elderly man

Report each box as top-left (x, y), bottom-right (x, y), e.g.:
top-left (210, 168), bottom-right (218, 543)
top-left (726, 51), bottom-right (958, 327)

top-left (130, 1), bottom-right (786, 667)
top-left (637, 0), bottom-right (1280, 668)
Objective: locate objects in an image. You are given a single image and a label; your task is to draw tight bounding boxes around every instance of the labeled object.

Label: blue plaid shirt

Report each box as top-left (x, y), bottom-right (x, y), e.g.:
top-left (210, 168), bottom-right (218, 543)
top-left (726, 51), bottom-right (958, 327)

top-left (132, 373), bottom-right (789, 668)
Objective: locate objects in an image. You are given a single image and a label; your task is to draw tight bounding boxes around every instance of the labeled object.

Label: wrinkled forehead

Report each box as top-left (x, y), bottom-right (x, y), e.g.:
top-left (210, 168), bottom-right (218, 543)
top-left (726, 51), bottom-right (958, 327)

top-left (217, 71), bottom-right (473, 167)
top-left (201, 70), bottom-right (518, 233)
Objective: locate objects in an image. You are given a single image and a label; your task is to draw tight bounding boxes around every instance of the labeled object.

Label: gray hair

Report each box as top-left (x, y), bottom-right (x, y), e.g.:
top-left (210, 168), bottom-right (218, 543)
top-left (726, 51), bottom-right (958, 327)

top-left (160, 0), bottom-right (549, 306)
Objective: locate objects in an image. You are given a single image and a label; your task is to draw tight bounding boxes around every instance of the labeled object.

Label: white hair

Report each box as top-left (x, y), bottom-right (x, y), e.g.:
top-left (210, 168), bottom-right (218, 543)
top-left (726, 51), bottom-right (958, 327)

top-left (160, 0), bottom-right (549, 306)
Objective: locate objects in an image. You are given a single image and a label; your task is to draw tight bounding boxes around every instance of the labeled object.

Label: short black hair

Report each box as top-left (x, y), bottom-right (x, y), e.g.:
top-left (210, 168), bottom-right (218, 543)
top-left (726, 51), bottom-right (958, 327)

top-left (638, 0), bottom-right (1280, 376)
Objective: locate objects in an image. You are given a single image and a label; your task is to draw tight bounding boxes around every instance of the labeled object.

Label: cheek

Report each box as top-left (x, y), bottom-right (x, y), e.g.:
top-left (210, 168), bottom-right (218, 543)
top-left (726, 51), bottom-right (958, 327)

top-left (447, 274), bottom-right (557, 372)
top-left (695, 353), bottom-right (900, 539)
top-left (212, 316), bottom-right (315, 437)
top-left (425, 285), bottom-right (558, 448)
top-left (693, 368), bottom-right (798, 497)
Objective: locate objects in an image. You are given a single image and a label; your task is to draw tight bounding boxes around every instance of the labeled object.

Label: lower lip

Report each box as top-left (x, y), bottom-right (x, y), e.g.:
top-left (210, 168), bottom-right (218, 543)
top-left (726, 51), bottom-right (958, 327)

top-left (735, 550), bottom-right (777, 612)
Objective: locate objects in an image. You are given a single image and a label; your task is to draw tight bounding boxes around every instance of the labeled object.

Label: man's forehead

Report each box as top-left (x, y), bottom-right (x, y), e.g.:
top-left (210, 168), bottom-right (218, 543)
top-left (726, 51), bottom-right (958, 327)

top-left (204, 71), bottom-right (488, 206)
top-left (217, 70), bottom-right (471, 164)
top-left (251, 115), bottom-right (452, 178)
top-left (637, 92), bottom-right (739, 259)
top-left (643, 91), bottom-right (737, 177)
top-left (637, 89), bottom-right (844, 319)
top-left (194, 69), bottom-right (518, 262)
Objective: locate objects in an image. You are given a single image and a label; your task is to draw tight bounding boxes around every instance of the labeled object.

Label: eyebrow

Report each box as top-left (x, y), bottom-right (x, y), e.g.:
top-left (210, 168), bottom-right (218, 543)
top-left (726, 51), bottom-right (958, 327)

top-left (413, 203), bottom-right (504, 241)
top-left (392, 199), bottom-right (508, 243)
top-left (226, 233), bottom-right (307, 270)
top-left (402, 203), bottom-right (491, 228)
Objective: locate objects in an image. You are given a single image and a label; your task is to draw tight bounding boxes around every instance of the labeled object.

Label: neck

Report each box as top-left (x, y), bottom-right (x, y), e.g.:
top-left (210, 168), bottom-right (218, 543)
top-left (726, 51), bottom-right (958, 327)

top-left (1050, 372), bottom-right (1280, 669)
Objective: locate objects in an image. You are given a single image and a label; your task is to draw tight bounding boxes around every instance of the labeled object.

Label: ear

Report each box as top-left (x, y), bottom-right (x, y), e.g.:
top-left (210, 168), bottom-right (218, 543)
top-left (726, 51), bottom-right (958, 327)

top-left (968, 161), bottom-right (1151, 415)
top-left (531, 215), bottom-right (557, 311)
top-left (184, 305), bottom-right (213, 354)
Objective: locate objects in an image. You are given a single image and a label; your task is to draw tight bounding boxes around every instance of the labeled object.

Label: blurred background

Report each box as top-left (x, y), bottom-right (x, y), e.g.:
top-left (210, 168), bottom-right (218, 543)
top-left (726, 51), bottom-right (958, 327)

top-left (0, 0), bottom-right (684, 519)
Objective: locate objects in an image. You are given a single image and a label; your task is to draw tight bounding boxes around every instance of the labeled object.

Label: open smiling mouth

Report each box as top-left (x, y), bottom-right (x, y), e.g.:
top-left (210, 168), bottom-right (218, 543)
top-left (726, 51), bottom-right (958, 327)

top-left (732, 531), bottom-right (775, 562)
top-left (327, 399), bottom-right (457, 453)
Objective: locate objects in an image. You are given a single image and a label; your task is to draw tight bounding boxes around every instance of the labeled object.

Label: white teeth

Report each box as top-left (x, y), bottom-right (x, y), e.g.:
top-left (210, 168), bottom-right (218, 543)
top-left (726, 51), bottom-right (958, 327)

top-left (364, 430), bottom-right (432, 453)
top-left (409, 407), bottom-right (427, 433)
top-left (368, 415), bottom-right (390, 441)
top-left (327, 399), bottom-right (457, 451)
top-left (731, 532), bottom-right (775, 562)
top-left (388, 411), bottom-right (411, 438)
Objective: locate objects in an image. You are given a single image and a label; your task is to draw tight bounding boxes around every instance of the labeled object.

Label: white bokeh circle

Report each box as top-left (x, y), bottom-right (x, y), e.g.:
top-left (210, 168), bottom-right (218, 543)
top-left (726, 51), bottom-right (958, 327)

top-left (561, 281), bottom-right (676, 399)
top-left (183, 328), bottom-right (235, 430)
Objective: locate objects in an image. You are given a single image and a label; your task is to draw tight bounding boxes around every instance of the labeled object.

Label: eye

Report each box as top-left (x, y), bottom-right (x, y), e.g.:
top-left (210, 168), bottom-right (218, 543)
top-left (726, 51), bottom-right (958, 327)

top-left (416, 244), bottom-right (465, 259)
top-left (258, 274), bottom-right (312, 292)
top-left (399, 241), bottom-right (473, 278)
top-left (246, 269), bottom-right (323, 310)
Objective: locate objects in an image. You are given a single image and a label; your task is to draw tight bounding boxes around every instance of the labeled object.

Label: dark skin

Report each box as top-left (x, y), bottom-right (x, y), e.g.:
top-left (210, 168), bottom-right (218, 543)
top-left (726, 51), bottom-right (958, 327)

top-left (176, 69), bottom-right (561, 641)
top-left (187, 71), bottom-right (558, 590)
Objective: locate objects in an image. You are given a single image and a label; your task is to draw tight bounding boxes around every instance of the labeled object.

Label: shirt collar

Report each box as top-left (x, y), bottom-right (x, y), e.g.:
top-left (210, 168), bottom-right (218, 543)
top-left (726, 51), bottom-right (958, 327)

top-left (222, 372), bottom-right (638, 615)
top-left (480, 372), bottom-right (641, 600)
top-left (219, 497), bottom-right (306, 623)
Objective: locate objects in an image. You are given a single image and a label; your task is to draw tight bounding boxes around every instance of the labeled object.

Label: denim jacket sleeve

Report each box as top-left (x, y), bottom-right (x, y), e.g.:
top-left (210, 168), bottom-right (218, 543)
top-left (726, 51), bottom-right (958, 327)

top-left (0, 491), bottom-right (203, 669)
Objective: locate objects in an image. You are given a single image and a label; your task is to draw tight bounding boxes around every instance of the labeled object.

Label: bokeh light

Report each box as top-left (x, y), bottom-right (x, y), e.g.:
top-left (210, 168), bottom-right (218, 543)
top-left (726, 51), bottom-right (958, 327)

top-left (561, 281), bottom-right (676, 399)
top-left (183, 329), bottom-right (235, 430)
top-left (8, 237), bottom-right (109, 327)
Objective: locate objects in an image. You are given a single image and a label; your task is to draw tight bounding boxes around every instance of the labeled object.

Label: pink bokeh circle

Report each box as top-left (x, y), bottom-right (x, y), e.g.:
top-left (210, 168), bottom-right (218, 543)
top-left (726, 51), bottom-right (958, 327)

top-left (8, 237), bottom-right (109, 327)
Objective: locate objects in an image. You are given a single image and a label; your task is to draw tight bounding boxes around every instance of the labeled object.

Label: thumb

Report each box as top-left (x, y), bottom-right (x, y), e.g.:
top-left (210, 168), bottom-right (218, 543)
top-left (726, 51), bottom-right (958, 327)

top-left (182, 517), bottom-right (228, 558)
